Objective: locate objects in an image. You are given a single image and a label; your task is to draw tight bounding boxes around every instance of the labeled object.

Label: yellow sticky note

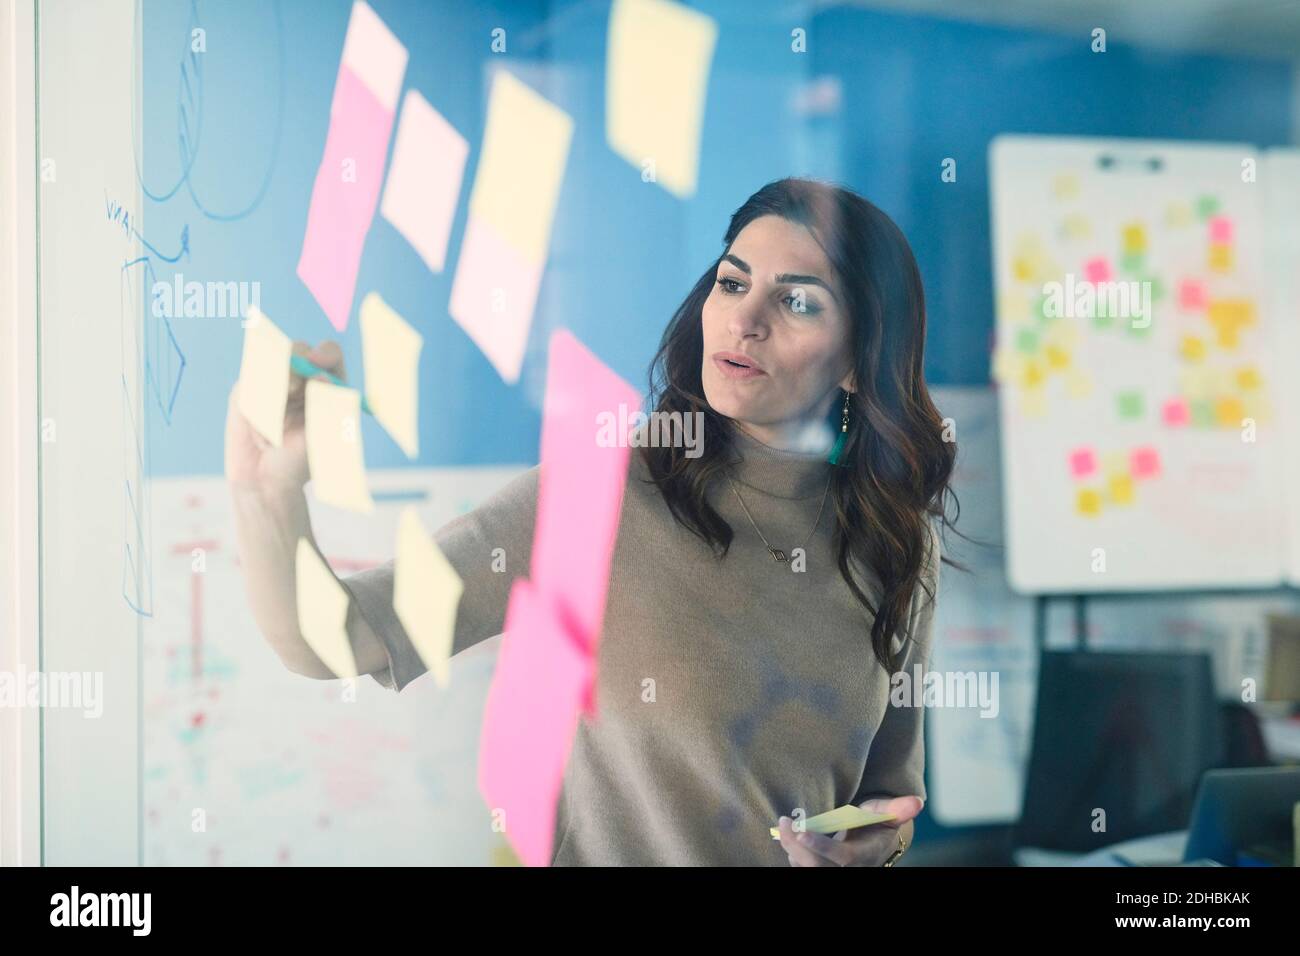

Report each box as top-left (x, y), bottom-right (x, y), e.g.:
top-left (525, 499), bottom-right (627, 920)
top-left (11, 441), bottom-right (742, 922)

top-left (361, 293), bottom-right (422, 458)
top-left (1208, 299), bottom-right (1255, 328)
top-left (1108, 473), bottom-right (1135, 505)
top-left (1045, 344), bottom-right (1071, 370)
top-left (1236, 366), bottom-right (1261, 390)
top-left (1021, 387), bottom-right (1048, 418)
top-left (1208, 242), bottom-right (1233, 273)
top-left (1076, 488), bottom-right (1102, 517)
top-left (236, 306), bottom-right (292, 446)
top-left (606, 0), bottom-right (718, 198)
top-left (1180, 336), bottom-right (1206, 362)
top-left (1065, 367), bottom-right (1092, 398)
top-left (1061, 213), bottom-right (1091, 240)
top-left (305, 379), bottom-right (374, 513)
top-left (1165, 202), bottom-right (1192, 228)
top-left (1021, 358), bottom-right (1045, 388)
top-left (769, 807), bottom-right (896, 840)
top-left (1215, 395), bottom-right (1246, 428)
top-left (1216, 326), bottom-right (1240, 350)
top-left (295, 538), bottom-right (357, 678)
top-left (469, 69), bottom-right (574, 262)
top-left (1121, 222), bottom-right (1146, 254)
top-left (393, 508), bottom-right (464, 688)
top-left (1052, 173), bottom-right (1079, 199)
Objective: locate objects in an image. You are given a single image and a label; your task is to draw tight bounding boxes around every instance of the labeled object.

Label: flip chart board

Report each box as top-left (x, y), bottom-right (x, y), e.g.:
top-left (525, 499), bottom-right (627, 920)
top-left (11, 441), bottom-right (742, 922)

top-left (990, 135), bottom-right (1285, 593)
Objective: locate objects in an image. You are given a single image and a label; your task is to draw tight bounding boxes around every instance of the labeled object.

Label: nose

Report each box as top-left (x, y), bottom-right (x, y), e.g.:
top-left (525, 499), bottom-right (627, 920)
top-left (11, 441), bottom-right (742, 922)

top-left (727, 291), bottom-right (769, 341)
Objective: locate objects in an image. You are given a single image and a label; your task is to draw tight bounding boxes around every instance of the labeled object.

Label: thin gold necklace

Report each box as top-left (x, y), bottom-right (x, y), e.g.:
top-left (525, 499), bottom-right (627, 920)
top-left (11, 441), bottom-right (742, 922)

top-left (727, 473), bottom-right (833, 562)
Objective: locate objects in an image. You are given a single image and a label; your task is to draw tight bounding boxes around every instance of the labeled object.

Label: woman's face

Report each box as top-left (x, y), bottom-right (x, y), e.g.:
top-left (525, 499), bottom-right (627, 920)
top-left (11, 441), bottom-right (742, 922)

top-left (700, 215), bottom-right (856, 450)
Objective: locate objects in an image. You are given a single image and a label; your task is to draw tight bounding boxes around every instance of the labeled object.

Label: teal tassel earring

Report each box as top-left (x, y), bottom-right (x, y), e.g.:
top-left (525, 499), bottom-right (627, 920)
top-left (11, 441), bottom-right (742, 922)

top-left (828, 390), bottom-right (851, 466)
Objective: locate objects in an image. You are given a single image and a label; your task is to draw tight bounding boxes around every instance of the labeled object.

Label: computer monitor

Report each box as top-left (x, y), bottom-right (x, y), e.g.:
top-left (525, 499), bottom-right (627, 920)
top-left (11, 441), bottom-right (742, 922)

top-left (1015, 650), bottom-right (1224, 853)
top-left (1184, 767), bottom-right (1300, 865)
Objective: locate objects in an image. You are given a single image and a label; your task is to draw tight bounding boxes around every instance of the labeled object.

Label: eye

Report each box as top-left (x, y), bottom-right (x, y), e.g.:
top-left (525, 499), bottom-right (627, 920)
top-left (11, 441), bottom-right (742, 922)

top-left (783, 291), bottom-right (823, 315)
top-left (716, 276), bottom-right (744, 294)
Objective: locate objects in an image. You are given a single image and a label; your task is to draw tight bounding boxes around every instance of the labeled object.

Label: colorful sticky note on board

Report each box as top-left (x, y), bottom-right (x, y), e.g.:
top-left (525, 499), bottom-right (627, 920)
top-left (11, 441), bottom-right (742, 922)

top-left (1061, 213), bottom-right (1090, 240)
top-left (1178, 279), bottom-right (1207, 311)
top-left (1166, 201), bottom-right (1193, 228)
top-left (1068, 447), bottom-right (1096, 479)
top-left (297, 1), bottom-right (408, 331)
top-left (1162, 397), bottom-right (1190, 427)
top-left (448, 70), bottom-right (573, 383)
top-left (1208, 215), bottom-right (1234, 244)
top-left (1215, 395), bottom-right (1246, 428)
top-left (305, 379), bottom-right (374, 513)
top-left (1121, 223), bottom-right (1146, 254)
top-left (1180, 336), bottom-right (1206, 362)
top-left (532, 329), bottom-right (641, 675)
top-left (1208, 242), bottom-right (1233, 273)
top-left (1108, 474), bottom-right (1135, 505)
top-left (236, 306), bottom-right (292, 446)
top-left (1117, 390), bottom-right (1144, 420)
top-left (379, 90), bottom-right (468, 273)
top-left (393, 508), bottom-right (463, 688)
top-left (1076, 488), bottom-right (1102, 517)
top-left (1196, 195), bottom-right (1220, 220)
top-left (1015, 327), bottom-right (1038, 354)
top-left (1083, 257), bottom-right (1111, 284)
top-left (360, 292), bottom-right (422, 458)
top-left (295, 538), bottom-right (357, 678)
top-left (1051, 173), bottom-right (1079, 199)
top-left (1131, 446), bottom-right (1161, 479)
top-left (1208, 299), bottom-right (1256, 328)
top-left (606, 0), bottom-right (719, 198)
top-left (1236, 366), bottom-right (1262, 390)
top-left (769, 807), bottom-right (896, 840)
top-left (478, 578), bottom-right (594, 868)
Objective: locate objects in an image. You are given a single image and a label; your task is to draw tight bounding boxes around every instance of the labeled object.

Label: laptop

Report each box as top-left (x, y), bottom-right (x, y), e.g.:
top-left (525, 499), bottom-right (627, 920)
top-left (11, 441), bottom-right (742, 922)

top-left (1181, 766), bottom-right (1300, 865)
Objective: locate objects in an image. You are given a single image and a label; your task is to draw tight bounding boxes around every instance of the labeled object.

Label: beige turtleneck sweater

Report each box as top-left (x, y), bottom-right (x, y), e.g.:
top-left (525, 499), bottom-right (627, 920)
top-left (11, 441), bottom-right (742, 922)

top-left (339, 426), bottom-right (941, 866)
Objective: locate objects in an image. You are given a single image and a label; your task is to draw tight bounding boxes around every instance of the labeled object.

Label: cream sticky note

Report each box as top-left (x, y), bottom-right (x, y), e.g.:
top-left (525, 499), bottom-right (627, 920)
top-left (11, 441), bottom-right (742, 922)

top-left (236, 306), bottom-right (293, 446)
top-left (393, 508), bottom-right (463, 688)
top-left (305, 379), bottom-right (374, 512)
top-left (606, 0), bottom-right (718, 199)
top-left (360, 292), bottom-right (422, 457)
top-left (295, 538), bottom-right (357, 678)
top-left (769, 807), bottom-right (896, 840)
top-left (380, 90), bottom-right (468, 273)
top-left (467, 69), bottom-right (574, 263)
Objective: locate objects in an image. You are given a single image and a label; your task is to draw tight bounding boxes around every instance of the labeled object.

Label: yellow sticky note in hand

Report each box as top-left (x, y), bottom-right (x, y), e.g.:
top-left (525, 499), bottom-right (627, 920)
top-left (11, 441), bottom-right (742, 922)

top-left (606, 0), bottom-right (718, 199)
top-left (770, 806), bottom-right (896, 840)
top-left (236, 306), bottom-right (292, 446)
top-left (393, 508), bottom-right (464, 688)
top-left (306, 379), bottom-right (374, 513)
top-left (361, 293), bottom-right (422, 458)
top-left (295, 538), bottom-right (357, 679)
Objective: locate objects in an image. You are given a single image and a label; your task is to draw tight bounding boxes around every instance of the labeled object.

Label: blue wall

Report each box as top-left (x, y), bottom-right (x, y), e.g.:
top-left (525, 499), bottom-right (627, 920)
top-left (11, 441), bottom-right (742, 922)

top-left (142, 0), bottom-right (1294, 477)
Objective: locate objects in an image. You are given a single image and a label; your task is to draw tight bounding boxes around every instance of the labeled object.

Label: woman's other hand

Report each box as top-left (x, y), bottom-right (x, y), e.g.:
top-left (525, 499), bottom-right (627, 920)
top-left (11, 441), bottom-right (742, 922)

top-left (777, 794), bottom-right (923, 866)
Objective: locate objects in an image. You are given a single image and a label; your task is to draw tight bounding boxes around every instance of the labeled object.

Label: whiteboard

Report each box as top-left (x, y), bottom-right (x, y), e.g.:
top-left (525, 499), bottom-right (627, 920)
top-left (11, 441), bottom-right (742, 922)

top-left (990, 135), bottom-right (1285, 594)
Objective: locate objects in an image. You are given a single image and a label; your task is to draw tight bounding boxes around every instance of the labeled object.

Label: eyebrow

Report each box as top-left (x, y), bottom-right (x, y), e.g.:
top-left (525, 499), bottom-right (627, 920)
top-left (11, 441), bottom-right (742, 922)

top-left (721, 253), bottom-right (839, 303)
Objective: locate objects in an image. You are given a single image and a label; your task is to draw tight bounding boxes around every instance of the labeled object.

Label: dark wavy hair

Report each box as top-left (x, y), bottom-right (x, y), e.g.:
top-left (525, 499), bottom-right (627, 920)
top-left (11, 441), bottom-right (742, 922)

top-left (639, 177), bottom-right (961, 672)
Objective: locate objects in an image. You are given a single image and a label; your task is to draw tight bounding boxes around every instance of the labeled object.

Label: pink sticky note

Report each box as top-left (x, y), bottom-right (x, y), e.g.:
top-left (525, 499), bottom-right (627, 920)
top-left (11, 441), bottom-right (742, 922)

top-left (1208, 215), bottom-right (1234, 245)
top-left (532, 329), bottom-right (640, 671)
top-left (1068, 446), bottom-right (1096, 479)
top-left (380, 90), bottom-right (468, 273)
top-left (448, 216), bottom-right (545, 383)
top-left (1083, 257), bottom-right (1111, 284)
top-left (1131, 445), bottom-right (1161, 479)
top-left (1178, 279), bottom-right (1207, 311)
top-left (297, 69), bottom-right (395, 332)
top-left (478, 578), bottom-right (593, 868)
top-left (1162, 397), bottom-right (1189, 427)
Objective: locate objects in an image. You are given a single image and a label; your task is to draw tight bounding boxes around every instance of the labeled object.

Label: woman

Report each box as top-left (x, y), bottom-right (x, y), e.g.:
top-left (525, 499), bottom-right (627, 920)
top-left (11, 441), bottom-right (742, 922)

top-left (226, 177), bottom-right (958, 866)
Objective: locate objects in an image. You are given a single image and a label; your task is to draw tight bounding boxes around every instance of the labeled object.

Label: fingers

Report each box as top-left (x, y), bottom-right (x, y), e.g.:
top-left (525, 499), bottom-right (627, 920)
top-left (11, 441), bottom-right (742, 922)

top-left (858, 794), bottom-right (925, 826)
top-left (776, 816), bottom-right (835, 867)
top-left (308, 340), bottom-right (346, 381)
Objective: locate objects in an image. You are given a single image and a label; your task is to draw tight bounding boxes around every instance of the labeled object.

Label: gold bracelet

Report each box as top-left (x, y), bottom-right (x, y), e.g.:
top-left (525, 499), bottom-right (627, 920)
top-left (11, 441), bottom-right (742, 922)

top-left (882, 829), bottom-right (908, 867)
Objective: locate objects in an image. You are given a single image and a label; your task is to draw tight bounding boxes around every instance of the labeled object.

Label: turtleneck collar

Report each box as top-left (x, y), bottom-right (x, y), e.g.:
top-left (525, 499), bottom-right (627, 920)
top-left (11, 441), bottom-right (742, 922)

top-left (724, 425), bottom-right (834, 500)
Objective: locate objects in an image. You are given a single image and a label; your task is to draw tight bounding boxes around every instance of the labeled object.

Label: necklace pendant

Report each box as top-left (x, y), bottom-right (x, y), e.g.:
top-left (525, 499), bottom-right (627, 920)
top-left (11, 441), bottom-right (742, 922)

top-left (768, 547), bottom-right (787, 562)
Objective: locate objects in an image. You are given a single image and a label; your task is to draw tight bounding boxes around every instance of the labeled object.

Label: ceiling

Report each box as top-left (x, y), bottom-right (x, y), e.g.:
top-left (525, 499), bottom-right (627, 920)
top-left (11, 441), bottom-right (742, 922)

top-left (830, 0), bottom-right (1300, 58)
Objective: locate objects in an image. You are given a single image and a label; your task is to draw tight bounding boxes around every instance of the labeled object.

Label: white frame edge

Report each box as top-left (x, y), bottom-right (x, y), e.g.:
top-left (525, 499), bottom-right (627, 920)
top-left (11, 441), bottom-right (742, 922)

top-left (0, 0), bottom-right (41, 867)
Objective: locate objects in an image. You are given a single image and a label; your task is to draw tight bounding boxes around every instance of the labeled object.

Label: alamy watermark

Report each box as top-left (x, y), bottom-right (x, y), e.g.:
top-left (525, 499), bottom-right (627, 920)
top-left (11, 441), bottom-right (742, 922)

top-left (151, 272), bottom-right (260, 320)
top-left (1042, 274), bottom-right (1152, 328)
top-left (890, 665), bottom-right (999, 718)
top-left (596, 405), bottom-right (704, 458)
top-left (0, 668), bottom-right (103, 718)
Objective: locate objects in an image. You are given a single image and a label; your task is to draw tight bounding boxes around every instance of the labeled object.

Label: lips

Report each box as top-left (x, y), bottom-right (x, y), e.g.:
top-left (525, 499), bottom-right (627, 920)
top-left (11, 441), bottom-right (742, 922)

top-left (712, 351), bottom-right (767, 381)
